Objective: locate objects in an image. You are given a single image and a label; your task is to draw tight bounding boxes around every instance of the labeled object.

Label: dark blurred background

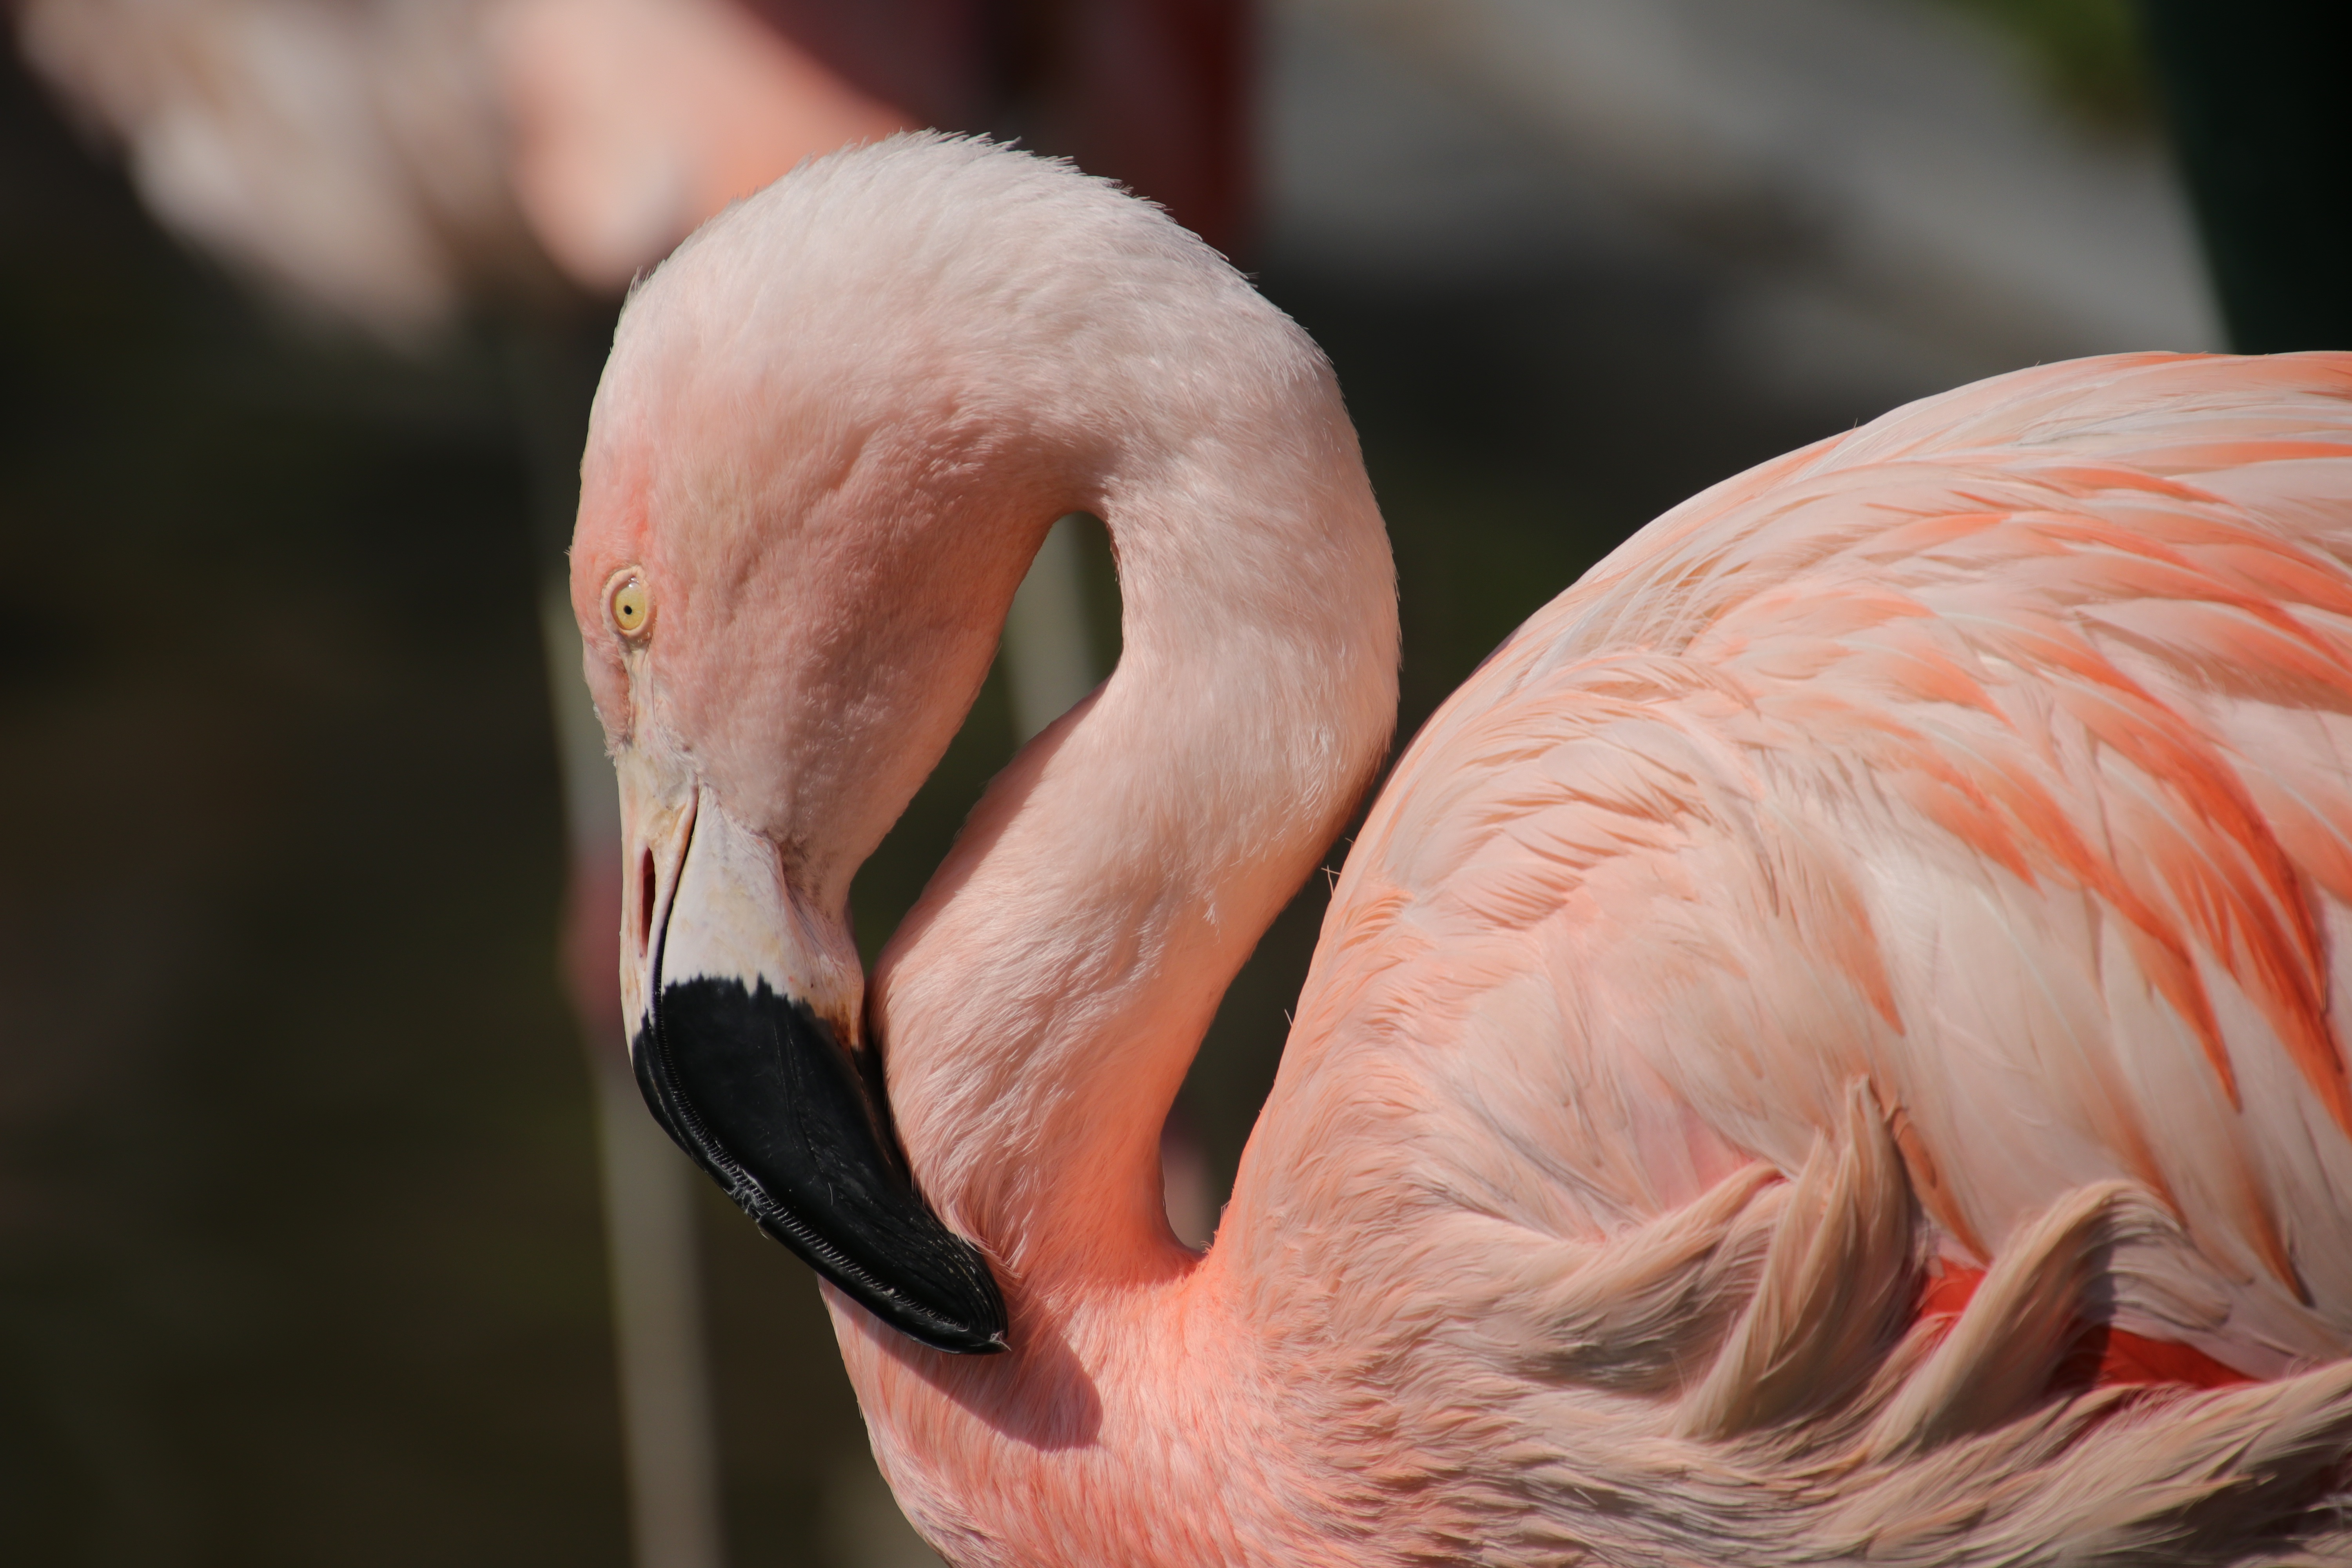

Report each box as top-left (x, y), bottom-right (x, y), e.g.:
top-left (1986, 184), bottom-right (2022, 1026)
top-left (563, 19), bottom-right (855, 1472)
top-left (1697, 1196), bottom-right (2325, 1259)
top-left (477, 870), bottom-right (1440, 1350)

top-left (1, 1), bottom-right (2343, 1564)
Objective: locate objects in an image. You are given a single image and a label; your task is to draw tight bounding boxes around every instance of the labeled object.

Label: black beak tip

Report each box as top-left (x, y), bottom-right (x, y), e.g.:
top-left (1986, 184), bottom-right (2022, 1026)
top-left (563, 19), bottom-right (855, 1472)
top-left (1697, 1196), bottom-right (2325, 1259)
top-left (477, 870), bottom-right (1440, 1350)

top-left (632, 975), bottom-right (1012, 1357)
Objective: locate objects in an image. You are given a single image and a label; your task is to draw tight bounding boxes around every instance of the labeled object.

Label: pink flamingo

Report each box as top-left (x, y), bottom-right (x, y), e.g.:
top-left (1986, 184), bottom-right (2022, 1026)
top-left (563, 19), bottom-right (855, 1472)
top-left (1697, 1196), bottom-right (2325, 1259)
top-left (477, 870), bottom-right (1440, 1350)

top-left (572, 135), bottom-right (2352, 1565)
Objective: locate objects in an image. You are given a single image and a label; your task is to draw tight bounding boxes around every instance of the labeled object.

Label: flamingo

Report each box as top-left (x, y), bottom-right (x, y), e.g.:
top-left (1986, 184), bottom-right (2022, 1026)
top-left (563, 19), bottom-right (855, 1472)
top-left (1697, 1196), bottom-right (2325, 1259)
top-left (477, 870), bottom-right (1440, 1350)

top-left (571, 134), bottom-right (2352, 1566)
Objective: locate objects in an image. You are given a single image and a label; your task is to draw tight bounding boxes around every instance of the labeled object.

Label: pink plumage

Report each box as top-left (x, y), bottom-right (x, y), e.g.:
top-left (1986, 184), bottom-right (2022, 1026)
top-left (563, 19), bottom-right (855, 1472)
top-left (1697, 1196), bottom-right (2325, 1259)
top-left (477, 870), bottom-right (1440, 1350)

top-left (572, 137), bottom-right (2352, 1565)
top-left (1299, 352), bottom-right (2352, 1325)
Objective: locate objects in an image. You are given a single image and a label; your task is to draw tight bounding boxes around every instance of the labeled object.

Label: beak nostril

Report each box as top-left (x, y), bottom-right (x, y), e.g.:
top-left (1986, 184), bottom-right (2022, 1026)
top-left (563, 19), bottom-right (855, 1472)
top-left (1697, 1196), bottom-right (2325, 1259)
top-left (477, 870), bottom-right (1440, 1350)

top-left (637, 848), bottom-right (658, 956)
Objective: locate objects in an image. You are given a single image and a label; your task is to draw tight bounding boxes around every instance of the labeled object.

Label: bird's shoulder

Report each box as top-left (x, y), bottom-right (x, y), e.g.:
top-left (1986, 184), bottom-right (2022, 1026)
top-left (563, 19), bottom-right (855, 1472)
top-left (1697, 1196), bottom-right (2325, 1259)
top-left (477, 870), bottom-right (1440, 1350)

top-left (1229, 351), bottom-right (2352, 1377)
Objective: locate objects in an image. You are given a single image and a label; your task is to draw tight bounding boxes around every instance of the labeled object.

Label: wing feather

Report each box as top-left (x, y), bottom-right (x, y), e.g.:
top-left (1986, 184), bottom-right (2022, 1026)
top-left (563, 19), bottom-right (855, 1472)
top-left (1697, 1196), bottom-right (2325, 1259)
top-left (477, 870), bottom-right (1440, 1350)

top-left (1239, 352), bottom-right (2352, 1381)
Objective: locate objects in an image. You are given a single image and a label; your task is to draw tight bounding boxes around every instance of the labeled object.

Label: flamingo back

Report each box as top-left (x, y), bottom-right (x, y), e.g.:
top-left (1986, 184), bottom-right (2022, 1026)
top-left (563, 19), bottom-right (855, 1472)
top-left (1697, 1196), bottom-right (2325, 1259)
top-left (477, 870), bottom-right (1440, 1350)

top-left (1221, 353), bottom-right (2352, 1563)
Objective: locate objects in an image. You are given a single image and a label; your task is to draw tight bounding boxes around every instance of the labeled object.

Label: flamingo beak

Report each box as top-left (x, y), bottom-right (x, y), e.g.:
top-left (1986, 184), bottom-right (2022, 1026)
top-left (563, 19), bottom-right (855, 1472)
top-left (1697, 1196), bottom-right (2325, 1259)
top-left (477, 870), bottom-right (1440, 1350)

top-left (615, 752), bottom-right (1008, 1355)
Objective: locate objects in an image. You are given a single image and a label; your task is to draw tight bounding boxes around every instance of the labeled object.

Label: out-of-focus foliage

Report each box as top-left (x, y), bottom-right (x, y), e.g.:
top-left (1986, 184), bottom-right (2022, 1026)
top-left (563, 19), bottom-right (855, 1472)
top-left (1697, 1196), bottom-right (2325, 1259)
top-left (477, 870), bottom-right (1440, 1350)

top-left (2137, 0), bottom-right (2352, 353)
top-left (1927, 0), bottom-right (2150, 127)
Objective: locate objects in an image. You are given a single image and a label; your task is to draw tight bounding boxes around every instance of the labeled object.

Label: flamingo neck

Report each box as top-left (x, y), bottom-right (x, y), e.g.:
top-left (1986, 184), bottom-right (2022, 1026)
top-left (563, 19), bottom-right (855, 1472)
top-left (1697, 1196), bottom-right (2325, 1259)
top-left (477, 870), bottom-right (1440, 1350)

top-left (869, 392), bottom-right (1398, 1297)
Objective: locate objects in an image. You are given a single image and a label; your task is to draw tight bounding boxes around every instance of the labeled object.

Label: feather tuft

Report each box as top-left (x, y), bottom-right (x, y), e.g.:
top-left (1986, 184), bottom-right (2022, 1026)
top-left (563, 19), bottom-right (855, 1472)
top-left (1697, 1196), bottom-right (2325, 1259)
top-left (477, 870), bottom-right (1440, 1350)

top-left (1863, 1182), bottom-right (2172, 1458)
top-left (1675, 1081), bottom-right (1915, 1440)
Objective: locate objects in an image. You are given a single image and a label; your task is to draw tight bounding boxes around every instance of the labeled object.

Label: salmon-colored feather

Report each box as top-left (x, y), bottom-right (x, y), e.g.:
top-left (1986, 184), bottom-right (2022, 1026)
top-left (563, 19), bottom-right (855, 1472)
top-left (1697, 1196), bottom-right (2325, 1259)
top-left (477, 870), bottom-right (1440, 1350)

top-left (1278, 355), bottom-right (2352, 1356)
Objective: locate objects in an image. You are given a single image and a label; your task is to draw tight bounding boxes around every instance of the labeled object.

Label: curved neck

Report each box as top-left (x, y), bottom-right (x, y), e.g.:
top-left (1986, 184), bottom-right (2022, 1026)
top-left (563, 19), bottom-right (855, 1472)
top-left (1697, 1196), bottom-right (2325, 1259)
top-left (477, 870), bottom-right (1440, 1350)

top-left (871, 383), bottom-right (1397, 1293)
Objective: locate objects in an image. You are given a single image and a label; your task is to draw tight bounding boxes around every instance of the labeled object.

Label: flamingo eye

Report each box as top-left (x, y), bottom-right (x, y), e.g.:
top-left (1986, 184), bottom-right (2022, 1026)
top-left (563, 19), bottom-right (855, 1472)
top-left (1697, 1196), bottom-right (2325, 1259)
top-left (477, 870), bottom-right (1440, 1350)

top-left (610, 573), bottom-right (651, 637)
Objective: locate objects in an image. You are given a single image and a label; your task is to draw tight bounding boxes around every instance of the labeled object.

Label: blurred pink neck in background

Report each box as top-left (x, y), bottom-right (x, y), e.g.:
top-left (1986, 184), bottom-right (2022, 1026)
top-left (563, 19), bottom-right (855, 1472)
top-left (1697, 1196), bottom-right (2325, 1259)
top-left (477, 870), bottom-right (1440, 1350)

top-left (491, 0), bottom-right (909, 294)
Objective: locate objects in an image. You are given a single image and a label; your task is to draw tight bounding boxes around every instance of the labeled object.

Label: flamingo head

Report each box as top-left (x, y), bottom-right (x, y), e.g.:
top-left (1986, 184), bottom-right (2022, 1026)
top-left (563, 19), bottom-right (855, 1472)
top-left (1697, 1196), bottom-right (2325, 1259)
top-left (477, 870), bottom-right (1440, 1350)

top-left (567, 134), bottom-right (1272, 1353)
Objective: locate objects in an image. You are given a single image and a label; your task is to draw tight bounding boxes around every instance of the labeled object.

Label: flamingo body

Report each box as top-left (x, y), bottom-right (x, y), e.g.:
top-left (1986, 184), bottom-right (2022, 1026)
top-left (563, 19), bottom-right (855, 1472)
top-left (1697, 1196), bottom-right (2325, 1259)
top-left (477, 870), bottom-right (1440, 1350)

top-left (572, 137), bottom-right (2352, 1566)
top-left (1278, 352), bottom-right (2352, 1374)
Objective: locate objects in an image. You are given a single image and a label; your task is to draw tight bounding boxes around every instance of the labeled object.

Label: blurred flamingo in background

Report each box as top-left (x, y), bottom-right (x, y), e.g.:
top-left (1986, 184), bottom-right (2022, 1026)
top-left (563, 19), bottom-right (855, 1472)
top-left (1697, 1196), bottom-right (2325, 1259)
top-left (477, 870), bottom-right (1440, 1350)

top-left (573, 136), bottom-right (2352, 1566)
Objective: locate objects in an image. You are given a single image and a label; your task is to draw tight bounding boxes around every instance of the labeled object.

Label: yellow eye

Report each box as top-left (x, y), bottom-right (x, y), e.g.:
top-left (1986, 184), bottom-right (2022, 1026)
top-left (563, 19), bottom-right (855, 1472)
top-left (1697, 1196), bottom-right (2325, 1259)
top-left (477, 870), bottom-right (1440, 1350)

top-left (610, 573), bottom-right (650, 637)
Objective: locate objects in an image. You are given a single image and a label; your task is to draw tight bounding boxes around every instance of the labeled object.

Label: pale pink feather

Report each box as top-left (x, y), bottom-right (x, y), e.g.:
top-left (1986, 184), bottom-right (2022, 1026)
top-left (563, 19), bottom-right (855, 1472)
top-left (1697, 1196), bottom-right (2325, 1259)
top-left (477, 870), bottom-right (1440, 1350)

top-left (1127, 352), bottom-right (2352, 1566)
top-left (1261, 355), bottom-right (2352, 1363)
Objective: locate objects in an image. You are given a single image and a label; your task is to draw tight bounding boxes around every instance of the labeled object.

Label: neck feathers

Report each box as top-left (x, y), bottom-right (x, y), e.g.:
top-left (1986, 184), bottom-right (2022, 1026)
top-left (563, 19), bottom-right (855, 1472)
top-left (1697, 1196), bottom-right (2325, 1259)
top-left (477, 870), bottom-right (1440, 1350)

top-left (874, 337), bottom-right (1397, 1286)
